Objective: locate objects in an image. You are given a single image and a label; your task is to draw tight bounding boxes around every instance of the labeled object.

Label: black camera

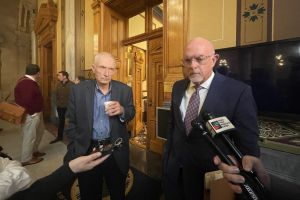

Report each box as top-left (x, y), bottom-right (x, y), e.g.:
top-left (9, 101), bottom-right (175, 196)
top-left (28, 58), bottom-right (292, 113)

top-left (95, 138), bottom-right (123, 156)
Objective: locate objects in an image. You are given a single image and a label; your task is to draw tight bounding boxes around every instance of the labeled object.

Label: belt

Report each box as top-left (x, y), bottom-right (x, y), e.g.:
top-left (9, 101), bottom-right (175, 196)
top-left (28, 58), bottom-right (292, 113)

top-left (91, 138), bottom-right (112, 148)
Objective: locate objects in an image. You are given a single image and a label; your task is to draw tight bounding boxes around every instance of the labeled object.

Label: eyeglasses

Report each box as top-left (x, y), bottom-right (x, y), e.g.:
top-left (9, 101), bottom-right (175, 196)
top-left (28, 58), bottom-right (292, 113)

top-left (182, 54), bottom-right (215, 66)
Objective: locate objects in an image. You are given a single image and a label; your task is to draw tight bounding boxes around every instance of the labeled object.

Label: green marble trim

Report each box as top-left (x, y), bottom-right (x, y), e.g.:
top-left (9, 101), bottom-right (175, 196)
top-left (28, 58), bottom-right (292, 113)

top-left (259, 140), bottom-right (300, 155)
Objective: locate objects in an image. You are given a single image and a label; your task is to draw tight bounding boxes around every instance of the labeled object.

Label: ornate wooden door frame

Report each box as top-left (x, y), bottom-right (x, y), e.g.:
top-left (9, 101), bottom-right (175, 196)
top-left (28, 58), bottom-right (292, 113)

top-left (148, 37), bottom-right (164, 153)
top-left (34, 0), bottom-right (58, 120)
top-left (130, 46), bottom-right (145, 136)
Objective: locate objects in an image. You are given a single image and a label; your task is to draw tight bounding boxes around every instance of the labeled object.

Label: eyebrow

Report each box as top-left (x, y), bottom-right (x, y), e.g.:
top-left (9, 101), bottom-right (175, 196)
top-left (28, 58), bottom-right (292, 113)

top-left (96, 65), bottom-right (115, 68)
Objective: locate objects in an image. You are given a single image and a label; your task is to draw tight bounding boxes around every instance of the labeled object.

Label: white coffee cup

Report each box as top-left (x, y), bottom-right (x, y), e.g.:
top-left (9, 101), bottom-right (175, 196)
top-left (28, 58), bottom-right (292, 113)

top-left (104, 101), bottom-right (113, 110)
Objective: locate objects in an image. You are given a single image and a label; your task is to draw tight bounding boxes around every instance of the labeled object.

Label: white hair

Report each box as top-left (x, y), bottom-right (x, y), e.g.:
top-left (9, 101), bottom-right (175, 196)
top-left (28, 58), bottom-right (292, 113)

top-left (94, 52), bottom-right (116, 67)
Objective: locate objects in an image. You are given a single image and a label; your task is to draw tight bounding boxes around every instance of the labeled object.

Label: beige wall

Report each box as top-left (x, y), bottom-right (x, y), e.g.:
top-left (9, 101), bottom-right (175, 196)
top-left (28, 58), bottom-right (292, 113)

top-left (129, 13), bottom-right (146, 37)
top-left (188, 0), bottom-right (237, 49)
top-left (272, 0), bottom-right (300, 40)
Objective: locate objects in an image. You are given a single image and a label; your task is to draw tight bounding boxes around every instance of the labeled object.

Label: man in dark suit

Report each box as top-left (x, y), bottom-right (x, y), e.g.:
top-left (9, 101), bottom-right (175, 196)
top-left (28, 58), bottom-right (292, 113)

top-left (162, 37), bottom-right (260, 200)
top-left (64, 52), bottom-right (135, 200)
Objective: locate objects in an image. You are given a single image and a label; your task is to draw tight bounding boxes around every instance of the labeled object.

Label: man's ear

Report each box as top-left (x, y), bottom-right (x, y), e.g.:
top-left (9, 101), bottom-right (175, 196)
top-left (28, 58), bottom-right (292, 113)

top-left (91, 64), bottom-right (96, 73)
top-left (214, 54), bottom-right (220, 61)
top-left (212, 54), bottom-right (219, 66)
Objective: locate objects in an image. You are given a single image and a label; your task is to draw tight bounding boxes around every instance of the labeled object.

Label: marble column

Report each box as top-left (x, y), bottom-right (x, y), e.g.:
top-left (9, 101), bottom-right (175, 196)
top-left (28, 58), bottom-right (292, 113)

top-left (31, 31), bottom-right (36, 64)
top-left (65, 0), bottom-right (75, 80)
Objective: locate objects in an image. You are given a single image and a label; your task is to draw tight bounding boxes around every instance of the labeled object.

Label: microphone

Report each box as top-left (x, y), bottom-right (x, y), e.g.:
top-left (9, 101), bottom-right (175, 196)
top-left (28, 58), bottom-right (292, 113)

top-left (203, 112), bottom-right (235, 137)
top-left (197, 112), bottom-right (267, 200)
top-left (191, 119), bottom-right (235, 165)
top-left (202, 112), bottom-right (243, 160)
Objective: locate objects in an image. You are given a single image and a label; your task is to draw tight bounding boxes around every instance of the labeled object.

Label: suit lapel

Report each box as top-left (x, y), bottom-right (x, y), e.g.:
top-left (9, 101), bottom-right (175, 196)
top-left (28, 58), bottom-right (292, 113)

top-left (174, 79), bottom-right (189, 132)
top-left (110, 80), bottom-right (118, 101)
top-left (85, 80), bottom-right (95, 131)
top-left (109, 81), bottom-right (118, 138)
top-left (201, 73), bottom-right (225, 114)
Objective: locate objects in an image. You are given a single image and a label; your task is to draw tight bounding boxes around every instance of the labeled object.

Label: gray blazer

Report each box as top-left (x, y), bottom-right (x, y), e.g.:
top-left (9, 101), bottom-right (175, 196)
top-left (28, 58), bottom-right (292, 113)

top-left (64, 79), bottom-right (135, 175)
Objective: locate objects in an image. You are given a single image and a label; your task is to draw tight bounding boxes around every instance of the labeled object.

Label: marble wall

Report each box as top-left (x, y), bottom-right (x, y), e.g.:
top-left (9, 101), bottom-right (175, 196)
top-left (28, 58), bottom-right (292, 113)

top-left (0, 0), bottom-right (36, 100)
top-left (65, 0), bottom-right (75, 80)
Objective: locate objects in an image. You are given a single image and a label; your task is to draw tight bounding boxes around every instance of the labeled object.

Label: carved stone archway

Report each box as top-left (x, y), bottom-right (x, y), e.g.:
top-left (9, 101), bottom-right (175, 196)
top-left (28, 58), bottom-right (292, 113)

top-left (34, 0), bottom-right (57, 120)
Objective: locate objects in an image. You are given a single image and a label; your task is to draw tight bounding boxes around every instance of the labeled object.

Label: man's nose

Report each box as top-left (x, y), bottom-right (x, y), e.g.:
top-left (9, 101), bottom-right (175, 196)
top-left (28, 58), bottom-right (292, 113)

top-left (190, 59), bottom-right (199, 69)
top-left (103, 69), bottom-right (109, 76)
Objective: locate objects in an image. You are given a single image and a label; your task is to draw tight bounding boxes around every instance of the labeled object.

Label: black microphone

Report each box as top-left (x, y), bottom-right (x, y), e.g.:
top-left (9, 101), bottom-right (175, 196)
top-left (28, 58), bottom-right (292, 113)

top-left (198, 112), bottom-right (267, 200)
top-left (202, 112), bottom-right (243, 161)
top-left (191, 119), bottom-right (235, 165)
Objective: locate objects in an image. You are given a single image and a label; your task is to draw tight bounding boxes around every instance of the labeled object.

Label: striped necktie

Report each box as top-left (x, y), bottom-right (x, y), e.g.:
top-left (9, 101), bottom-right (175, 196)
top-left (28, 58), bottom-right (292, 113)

top-left (184, 85), bottom-right (202, 135)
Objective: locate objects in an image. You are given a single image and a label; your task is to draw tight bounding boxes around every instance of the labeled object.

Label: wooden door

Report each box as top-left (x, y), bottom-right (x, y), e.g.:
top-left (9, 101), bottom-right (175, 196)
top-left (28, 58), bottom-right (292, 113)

top-left (147, 37), bottom-right (164, 154)
top-left (35, 1), bottom-right (57, 122)
top-left (131, 46), bottom-right (145, 136)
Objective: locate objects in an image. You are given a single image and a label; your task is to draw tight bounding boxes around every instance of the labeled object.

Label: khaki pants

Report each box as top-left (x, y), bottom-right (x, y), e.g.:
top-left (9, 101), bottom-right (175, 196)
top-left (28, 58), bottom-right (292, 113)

top-left (20, 112), bottom-right (44, 162)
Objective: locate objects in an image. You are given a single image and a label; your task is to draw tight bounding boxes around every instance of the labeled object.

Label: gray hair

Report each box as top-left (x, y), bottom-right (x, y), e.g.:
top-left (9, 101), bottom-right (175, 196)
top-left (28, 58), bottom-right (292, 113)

top-left (94, 52), bottom-right (116, 67)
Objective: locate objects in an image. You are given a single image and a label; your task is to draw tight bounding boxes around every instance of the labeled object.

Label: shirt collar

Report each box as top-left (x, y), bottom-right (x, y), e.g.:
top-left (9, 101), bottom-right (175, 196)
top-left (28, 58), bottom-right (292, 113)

top-left (201, 72), bottom-right (214, 90)
top-left (95, 82), bottom-right (112, 94)
top-left (187, 72), bottom-right (215, 90)
top-left (25, 75), bottom-right (36, 82)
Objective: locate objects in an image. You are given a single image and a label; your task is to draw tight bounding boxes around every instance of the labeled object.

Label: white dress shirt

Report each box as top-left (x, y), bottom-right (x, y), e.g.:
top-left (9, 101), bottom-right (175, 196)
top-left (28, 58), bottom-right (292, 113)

top-left (180, 72), bottom-right (215, 121)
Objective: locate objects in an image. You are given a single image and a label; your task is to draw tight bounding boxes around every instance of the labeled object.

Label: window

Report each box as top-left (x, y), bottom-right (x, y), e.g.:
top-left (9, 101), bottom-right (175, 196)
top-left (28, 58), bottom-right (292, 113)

top-left (151, 3), bottom-right (163, 30)
top-left (128, 12), bottom-right (146, 37)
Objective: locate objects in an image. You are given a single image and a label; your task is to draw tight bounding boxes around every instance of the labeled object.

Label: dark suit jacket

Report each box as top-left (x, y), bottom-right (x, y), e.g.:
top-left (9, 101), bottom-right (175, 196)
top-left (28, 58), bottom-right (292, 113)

top-left (9, 164), bottom-right (75, 200)
top-left (64, 79), bottom-right (135, 175)
top-left (164, 73), bottom-right (260, 173)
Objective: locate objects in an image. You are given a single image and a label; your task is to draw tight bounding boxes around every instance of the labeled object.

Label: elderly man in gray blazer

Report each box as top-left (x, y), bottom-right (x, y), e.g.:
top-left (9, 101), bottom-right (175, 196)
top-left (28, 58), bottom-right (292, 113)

top-left (64, 52), bottom-right (135, 200)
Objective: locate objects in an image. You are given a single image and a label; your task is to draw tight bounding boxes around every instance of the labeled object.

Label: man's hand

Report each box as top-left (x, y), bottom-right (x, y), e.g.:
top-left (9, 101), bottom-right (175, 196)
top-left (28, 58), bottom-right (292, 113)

top-left (105, 101), bottom-right (124, 116)
top-left (69, 152), bottom-right (110, 173)
top-left (213, 155), bottom-right (270, 193)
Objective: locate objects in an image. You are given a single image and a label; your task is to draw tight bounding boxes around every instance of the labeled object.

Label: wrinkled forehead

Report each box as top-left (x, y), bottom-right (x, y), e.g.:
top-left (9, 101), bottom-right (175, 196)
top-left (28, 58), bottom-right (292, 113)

top-left (95, 55), bottom-right (116, 68)
top-left (184, 39), bottom-right (214, 57)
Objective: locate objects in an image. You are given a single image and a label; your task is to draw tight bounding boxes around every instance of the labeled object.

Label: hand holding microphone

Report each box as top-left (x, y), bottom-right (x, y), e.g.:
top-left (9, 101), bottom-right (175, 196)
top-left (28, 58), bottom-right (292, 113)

top-left (191, 112), bottom-right (268, 200)
top-left (213, 155), bottom-right (270, 194)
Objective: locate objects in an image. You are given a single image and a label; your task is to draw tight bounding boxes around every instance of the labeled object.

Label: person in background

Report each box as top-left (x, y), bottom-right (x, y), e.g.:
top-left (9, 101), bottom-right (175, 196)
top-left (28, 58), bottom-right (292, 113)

top-left (14, 64), bottom-right (45, 166)
top-left (162, 37), bottom-right (260, 200)
top-left (74, 75), bottom-right (86, 84)
top-left (0, 152), bottom-right (109, 200)
top-left (50, 71), bottom-right (74, 144)
top-left (64, 52), bottom-right (135, 200)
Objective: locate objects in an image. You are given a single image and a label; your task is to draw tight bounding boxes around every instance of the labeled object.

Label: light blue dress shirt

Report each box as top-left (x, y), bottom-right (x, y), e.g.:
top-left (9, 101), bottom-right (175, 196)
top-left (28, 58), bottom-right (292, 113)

top-left (92, 83), bottom-right (111, 140)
